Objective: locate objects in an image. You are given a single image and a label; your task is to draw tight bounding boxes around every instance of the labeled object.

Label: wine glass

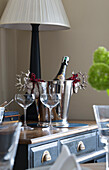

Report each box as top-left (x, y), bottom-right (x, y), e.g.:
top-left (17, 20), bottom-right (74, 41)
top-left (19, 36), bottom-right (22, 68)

top-left (15, 94), bottom-right (35, 131)
top-left (93, 105), bottom-right (109, 170)
top-left (38, 80), bottom-right (61, 131)
top-left (40, 93), bottom-right (61, 131)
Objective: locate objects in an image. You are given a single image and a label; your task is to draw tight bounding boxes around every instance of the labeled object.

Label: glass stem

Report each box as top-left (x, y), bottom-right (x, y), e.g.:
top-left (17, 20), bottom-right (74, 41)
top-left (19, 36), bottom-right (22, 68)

top-left (24, 107), bottom-right (27, 127)
top-left (49, 108), bottom-right (52, 127)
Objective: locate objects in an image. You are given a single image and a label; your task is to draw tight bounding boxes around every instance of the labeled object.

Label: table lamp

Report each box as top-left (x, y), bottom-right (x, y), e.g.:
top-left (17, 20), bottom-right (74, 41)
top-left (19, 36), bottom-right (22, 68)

top-left (0, 0), bottom-right (70, 78)
top-left (0, 0), bottom-right (70, 120)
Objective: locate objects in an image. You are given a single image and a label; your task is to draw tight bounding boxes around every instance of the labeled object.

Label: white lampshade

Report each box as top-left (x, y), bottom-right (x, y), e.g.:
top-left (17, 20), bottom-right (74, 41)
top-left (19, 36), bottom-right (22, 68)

top-left (0, 0), bottom-right (70, 31)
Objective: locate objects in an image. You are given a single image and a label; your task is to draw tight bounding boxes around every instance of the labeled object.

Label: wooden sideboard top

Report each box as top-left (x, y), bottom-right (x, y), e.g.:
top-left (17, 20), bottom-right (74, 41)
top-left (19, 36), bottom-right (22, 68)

top-left (19, 120), bottom-right (97, 145)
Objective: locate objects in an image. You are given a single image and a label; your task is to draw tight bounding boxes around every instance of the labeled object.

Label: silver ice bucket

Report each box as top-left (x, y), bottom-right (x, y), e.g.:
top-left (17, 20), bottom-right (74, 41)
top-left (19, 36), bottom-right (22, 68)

top-left (38, 80), bottom-right (73, 126)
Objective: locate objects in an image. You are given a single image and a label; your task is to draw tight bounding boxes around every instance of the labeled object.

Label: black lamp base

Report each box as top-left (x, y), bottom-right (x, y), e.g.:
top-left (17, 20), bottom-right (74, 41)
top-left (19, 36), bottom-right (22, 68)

top-left (26, 24), bottom-right (41, 121)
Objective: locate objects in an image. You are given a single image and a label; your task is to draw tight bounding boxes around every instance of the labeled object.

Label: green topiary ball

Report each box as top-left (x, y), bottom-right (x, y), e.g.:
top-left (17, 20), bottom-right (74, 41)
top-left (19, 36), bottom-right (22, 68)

top-left (93, 47), bottom-right (109, 66)
top-left (88, 63), bottom-right (109, 90)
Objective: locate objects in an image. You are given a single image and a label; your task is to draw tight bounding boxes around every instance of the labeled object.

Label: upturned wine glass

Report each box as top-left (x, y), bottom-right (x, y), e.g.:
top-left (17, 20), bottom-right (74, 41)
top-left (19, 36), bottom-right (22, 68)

top-left (15, 94), bottom-right (35, 131)
top-left (93, 105), bottom-right (109, 170)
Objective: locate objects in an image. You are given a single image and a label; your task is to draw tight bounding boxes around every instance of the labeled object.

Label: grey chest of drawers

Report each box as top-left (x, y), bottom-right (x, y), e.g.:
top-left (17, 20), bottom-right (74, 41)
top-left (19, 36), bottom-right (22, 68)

top-left (13, 121), bottom-right (106, 170)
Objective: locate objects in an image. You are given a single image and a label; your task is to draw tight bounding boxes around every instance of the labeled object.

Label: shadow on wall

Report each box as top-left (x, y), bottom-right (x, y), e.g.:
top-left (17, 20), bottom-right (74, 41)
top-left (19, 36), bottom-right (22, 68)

top-left (0, 0), bottom-right (8, 17)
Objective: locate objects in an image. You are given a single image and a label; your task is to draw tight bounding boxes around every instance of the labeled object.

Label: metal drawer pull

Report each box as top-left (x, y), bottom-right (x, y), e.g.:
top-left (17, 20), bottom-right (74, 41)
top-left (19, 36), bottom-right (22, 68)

top-left (41, 150), bottom-right (51, 163)
top-left (77, 141), bottom-right (85, 152)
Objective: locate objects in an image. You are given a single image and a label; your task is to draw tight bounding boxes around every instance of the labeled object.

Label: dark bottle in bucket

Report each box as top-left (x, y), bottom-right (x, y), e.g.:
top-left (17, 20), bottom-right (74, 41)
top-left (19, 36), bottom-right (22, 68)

top-left (54, 56), bottom-right (69, 81)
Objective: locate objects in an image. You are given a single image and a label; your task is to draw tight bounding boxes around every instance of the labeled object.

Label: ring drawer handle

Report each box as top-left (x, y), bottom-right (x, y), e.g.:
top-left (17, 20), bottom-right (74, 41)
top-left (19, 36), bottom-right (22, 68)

top-left (41, 150), bottom-right (51, 163)
top-left (77, 141), bottom-right (85, 152)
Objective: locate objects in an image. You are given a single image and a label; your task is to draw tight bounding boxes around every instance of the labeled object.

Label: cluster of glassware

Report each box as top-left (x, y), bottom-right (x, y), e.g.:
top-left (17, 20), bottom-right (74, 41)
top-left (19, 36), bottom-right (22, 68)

top-left (15, 81), bottom-right (61, 131)
top-left (93, 105), bottom-right (109, 170)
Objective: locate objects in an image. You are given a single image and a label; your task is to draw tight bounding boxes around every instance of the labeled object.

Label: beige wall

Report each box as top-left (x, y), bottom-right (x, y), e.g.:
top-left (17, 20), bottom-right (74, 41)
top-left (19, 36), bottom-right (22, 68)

top-left (1, 0), bottom-right (109, 120)
top-left (40, 0), bottom-right (109, 120)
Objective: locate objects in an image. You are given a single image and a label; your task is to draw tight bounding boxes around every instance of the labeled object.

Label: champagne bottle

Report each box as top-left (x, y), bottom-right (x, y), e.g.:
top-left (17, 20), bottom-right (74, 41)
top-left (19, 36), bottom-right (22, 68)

top-left (52, 56), bottom-right (69, 122)
top-left (54, 56), bottom-right (69, 80)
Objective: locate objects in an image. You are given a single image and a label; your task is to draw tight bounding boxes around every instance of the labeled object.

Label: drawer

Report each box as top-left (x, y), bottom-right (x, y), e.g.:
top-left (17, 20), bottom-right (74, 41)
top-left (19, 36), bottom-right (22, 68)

top-left (30, 141), bottom-right (58, 168)
top-left (60, 132), bottom-right (96, 156)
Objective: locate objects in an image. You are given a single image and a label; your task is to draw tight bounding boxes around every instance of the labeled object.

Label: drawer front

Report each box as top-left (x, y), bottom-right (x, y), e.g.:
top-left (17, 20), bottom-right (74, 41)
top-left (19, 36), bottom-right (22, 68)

top-left (60, 132), bottom-right (96, 156)
top-left (30, 141), bottom-right (58, 168)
